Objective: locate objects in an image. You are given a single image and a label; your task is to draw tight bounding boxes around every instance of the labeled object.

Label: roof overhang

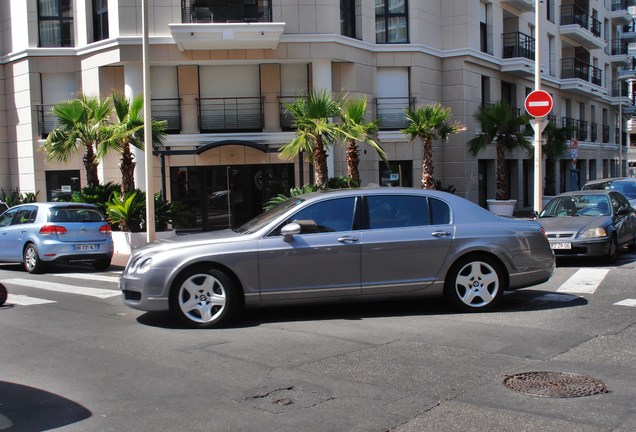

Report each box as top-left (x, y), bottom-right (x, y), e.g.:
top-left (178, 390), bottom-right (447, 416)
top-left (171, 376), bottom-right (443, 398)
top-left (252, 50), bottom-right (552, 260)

top-left (154, 140), bottom-right (278, 156)
top-left (169, 22), bottom-right (285, 51)
top-left (559, 25), bottom-right (606, 50)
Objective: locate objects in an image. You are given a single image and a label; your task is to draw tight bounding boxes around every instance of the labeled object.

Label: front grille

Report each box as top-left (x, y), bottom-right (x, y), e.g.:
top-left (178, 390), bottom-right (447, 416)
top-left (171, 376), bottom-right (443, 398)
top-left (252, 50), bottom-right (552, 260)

top-left (547, 233), bottom-right (575, 239)
top-left (123, 290), bottom-right (141, 301)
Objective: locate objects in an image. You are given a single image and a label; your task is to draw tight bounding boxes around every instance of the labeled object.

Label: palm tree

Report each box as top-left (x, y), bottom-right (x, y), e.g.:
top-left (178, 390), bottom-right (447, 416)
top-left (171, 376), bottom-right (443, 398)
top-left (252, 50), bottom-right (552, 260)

top-left (468, 102), bottom-right (532, 200)
top-left (44, 94), bottom-right (113, 187)
top-left (542, 122), bottom-right (574, 196)
top-left (98, 93), bottom-right (167, 193)
top-left (280, 90), bottom-right (343, 188)
top-left (339, 97), bottom-right (386, 185)
top-left (402, 104), bottom-right (465, 190)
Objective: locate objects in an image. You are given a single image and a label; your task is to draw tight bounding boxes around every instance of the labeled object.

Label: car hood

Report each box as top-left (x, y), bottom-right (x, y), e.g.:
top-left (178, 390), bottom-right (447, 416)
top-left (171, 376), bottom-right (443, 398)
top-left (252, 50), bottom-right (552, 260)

top-left (538, 215), bottom-right (607, 233)
top-left (133, 229), bottom-right (246, 255)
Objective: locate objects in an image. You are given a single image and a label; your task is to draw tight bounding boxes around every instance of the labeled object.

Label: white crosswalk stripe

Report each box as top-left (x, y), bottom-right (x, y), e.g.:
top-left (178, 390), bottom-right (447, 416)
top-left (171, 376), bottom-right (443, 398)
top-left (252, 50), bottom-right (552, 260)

top-left (557, 268), bottom-right (610, 294)
top-left (614, 299), bottom-right (636, 307)
top-left (4, 278), bottom-right (120, 299)
top-left (6, 294), bottom-right (56, 306)
top-left (48, 273), bottom-right (120, 284)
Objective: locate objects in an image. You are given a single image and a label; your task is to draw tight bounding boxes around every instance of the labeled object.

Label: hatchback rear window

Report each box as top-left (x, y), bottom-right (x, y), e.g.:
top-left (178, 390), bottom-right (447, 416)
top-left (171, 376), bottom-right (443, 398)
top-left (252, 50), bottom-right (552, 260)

top-left (49, 208), bottom-right (105, 223)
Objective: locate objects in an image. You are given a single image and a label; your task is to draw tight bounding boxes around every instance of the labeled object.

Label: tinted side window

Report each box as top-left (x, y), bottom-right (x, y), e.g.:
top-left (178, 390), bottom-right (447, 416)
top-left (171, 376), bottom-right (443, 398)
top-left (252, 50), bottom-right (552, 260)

top-left (430, 198), bottom-right (451, 225)
top-left (367, 195), bottom-right (429, 229)
top-left (289, 197), bottom-right (356, 234)
top-left (14, 208), bottom-right (35, 225)
top-left (0, 209), bottom-right (18, 227)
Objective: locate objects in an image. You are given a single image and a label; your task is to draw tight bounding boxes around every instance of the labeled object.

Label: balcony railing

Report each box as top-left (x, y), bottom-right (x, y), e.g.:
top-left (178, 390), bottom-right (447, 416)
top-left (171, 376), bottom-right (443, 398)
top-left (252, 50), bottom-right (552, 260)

top-left (577, 119), bottom-right (588, 140)
top-left (561, 4), bottom-right (602, 37)
top-left (612, 80), bottom-right (629, 97)
top-left (151, 98), bottom-right (182, 134)
top-left (197, 97), bottom-right (264, 133)
top-left (591, 122), bottom-right (598, 142)
top-left (561, 58), bottom-right (602, 85)
top-left (603, 124), bottom-right (610, 143)
top-left (278, 96), bottom-right (298, 131)
top-left (376, 97), bottom-right (415, 130)
top-left (35, 104), bottom-right (56, 139)
top-left (562, 117), bottom-right (577, 139)
top-left (611, 39), bottom-right (629, 55)
top-left (502, 32), bottom-right (535, 60)
top-left (181, 0), bottom-right (272, 23)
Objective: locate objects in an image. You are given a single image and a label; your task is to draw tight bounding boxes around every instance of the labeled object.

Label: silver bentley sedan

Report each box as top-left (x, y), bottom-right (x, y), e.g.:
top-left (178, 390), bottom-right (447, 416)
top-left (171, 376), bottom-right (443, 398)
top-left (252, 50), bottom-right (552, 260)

top-left (119, 188), bottom-right (555, 328)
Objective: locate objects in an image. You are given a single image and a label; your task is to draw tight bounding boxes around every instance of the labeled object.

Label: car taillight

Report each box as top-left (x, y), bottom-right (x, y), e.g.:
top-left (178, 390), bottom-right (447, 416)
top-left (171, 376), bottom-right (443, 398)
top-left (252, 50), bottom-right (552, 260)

top-left (39, 225), bottom-right (67, 235)
top-left (100, 224), bottom-right (112, 233)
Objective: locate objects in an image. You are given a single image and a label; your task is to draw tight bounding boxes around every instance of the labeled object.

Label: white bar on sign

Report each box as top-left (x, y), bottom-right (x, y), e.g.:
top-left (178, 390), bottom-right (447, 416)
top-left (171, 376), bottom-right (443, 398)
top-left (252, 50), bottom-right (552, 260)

top-left (557, 268), bottom-right (609, 294)
top-left (529, 101), bottom-right (550, 106)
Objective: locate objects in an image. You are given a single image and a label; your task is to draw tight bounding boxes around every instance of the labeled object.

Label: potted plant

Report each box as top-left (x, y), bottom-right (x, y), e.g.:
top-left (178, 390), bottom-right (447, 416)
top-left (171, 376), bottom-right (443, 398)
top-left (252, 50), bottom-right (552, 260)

top-left (468, 102), bottom-right (532, 216)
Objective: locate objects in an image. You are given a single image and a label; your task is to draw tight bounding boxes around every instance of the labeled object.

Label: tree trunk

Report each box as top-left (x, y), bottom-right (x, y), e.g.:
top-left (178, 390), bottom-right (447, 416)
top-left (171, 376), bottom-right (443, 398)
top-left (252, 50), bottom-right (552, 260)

top-left (544, 158), bottom-right (556, 196)
top-left (120, 141), bottom-right (136, 193)
top-left (84, 144), bottom-right (100, 186)
top-left (495, 139), bottom-right (508, 200)
top-left (421, 138), bottom-right (435, 189)
top-left (346, 140), bottom-right (360, 184)
top-left (313, 137), bottom-right (329, 188)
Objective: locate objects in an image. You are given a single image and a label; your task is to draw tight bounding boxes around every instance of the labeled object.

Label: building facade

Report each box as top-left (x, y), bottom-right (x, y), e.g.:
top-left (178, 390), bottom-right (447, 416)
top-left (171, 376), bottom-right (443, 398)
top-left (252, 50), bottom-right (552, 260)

top-left (1, 0), bottom-right (635, 230)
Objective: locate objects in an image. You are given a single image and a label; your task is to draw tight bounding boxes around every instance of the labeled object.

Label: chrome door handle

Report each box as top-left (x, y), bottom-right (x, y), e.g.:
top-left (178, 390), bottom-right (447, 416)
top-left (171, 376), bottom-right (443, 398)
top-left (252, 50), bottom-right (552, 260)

top-left (337, 236), bottom-right (359, 243)
top-left (431, 230), bottom-right (450, 237)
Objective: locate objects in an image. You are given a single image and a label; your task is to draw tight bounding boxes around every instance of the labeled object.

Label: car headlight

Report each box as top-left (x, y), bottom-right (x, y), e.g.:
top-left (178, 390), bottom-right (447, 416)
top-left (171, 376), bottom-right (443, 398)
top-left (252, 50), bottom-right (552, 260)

top-left (131, 257), bottom-right (153, 275)
top-left (581, 228), bottom-right (608, 238)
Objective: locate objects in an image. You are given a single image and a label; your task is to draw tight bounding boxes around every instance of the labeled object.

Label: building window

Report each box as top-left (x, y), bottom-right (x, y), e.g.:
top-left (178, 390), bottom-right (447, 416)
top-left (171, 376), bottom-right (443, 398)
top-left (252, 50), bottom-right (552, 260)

top-left (341, 0), bottom-right (356, 38)
top-left (547, 0), bottom-right (555, 23)
top-left (480, 2), bottom-right (489, 54)
top-left (38, 0), bottom-right (74, 47)
top-left (93, 0), bottom-right (109, 42)
top-left (375, 0), bottom-right (408, 44)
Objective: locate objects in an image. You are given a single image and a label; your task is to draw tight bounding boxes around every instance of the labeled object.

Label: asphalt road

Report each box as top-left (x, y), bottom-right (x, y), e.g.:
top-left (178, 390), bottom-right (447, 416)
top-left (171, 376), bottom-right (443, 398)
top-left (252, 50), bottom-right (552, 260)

top-left (0, 252), bottom-right (635, 432)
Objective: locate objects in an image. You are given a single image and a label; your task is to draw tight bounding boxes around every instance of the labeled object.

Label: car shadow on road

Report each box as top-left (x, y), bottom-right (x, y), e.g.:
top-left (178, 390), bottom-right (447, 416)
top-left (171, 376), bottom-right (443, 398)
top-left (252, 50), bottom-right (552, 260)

top-left (0, 381), bottom-right (91, 431)
top-left (135, 291), bottom-right (587, 330)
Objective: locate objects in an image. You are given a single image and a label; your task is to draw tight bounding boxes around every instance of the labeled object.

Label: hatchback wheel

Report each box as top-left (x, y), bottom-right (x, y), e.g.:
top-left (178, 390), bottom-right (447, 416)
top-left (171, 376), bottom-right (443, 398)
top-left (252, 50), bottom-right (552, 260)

top-left (606, 237), bottom-right (618, 263)
top-left (169, 267), bottom-right (240, 328)
top-left (23, 243), bottom-right (47, 274)
top-left (444, 255), bottom-right (505, 312)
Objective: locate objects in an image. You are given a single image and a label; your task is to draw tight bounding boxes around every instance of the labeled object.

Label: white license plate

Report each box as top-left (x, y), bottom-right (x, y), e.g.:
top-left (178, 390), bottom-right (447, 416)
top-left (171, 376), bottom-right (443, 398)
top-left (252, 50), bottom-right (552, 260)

top-left (550, 242), bottom-right (571, 250)
top-left (75, 244), bottom-right (98, 251)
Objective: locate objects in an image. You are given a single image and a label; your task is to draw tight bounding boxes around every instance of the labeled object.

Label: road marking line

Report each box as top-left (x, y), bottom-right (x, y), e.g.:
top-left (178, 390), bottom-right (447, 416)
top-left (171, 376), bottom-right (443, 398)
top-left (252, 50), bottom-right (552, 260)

top-left (614, 299), bottom-right (636, 307)
top-left (6, 294), bottom-right (56, 305)
top-left (557, 268), bottom-right (609, 294)
top-left (49, 273), bottom-right (119, 284)
top-left (3, 278), bottom-right (120, 299)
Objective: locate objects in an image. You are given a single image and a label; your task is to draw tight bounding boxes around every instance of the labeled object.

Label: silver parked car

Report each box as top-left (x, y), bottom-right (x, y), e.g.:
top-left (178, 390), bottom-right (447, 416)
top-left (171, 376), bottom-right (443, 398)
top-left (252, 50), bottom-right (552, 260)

top-left (0, 203), bottom-right (114, 273)
top-left (538, 190), bottom-right (636, 262)
top-left (120, 188), bottom-right (555, 328)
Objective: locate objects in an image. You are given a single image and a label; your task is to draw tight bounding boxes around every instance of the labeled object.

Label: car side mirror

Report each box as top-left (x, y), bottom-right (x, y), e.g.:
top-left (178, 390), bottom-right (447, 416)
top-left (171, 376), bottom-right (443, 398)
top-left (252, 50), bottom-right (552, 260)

top-left (281, 222), bottom-right (301, 241)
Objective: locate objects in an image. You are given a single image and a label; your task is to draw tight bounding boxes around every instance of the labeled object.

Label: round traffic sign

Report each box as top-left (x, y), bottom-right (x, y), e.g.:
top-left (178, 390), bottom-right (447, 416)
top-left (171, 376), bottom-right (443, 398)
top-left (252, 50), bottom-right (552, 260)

top-left (525, 90), bottom-right (553, 117)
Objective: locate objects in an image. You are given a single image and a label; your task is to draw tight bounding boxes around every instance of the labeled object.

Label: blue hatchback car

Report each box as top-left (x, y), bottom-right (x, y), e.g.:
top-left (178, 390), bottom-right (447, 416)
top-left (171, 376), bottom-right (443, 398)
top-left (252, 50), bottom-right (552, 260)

top-left (0, 203), bottom-right (113, 273)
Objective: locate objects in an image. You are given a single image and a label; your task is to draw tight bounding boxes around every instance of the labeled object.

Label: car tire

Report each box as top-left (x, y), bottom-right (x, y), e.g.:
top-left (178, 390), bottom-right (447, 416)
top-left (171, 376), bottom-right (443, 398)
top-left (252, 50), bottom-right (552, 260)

top-left (23, 243), bottom-right (47, 274)
top-left (627, 234), bottom-right (636, 252)
top-left (169, 266), bottom-right (240, 329)
top-left (443, 255), bottom-right (505, 312)
top-left (0, 283), bottom-right (7, 306)
top-left (606, 237), bottom-right (619, 263)
top-left (93, 258), bottom-right (111, 271)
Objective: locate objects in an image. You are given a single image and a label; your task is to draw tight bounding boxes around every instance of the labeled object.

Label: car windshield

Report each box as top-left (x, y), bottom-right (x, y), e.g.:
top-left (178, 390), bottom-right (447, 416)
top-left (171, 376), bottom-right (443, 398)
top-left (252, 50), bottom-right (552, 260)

top-left (235, 198), bottom-right (305, 234)
top-left (540, 194), bottom-right (611, 217)
top-left (49, 207), bottom-right (106, 222)
top-left (608, 182), bottom-right (636, 200)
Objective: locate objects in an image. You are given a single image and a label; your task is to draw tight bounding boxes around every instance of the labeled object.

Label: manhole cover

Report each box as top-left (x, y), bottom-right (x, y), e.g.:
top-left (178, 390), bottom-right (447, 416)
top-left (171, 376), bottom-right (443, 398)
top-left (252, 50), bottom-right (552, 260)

top-left (503, 371), bottom-right (608, 398)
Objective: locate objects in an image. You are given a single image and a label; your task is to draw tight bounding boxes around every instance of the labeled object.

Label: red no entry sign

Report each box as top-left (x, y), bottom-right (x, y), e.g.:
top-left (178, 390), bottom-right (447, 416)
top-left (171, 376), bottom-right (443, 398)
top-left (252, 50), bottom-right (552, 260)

top-left (525, 90), bottom-right (553, 117)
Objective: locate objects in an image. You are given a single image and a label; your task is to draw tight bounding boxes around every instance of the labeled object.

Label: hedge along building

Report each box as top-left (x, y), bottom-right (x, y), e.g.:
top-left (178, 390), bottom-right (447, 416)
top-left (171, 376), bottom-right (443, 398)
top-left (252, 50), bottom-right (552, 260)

top-left (0, 0), bottom-right (633, 231)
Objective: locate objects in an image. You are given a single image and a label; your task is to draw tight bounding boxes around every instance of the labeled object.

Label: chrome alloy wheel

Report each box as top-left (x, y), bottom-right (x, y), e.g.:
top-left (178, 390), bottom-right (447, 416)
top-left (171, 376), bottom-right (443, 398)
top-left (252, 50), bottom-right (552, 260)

top-left (177, 273), bottom-right (227, 324)
top-left (453, 261), bottom-right (500, 308)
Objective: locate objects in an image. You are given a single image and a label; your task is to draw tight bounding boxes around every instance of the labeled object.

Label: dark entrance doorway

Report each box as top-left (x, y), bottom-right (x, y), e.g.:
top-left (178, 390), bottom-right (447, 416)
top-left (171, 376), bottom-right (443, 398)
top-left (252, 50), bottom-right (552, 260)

top-left (170, 164), bottom-right (294, 231)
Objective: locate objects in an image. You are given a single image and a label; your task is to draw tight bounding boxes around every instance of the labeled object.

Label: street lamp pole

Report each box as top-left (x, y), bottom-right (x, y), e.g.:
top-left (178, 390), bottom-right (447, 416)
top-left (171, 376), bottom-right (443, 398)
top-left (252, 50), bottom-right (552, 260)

top-left (533, 0), bottom-right (543, 214)
top-left (142, 0), bottom-right (155, 243)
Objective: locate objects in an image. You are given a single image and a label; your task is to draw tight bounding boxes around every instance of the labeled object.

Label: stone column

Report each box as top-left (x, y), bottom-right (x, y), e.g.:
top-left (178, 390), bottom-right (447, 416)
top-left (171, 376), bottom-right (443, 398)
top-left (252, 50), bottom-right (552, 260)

top-left (311, 59), bottom-right (334, 176)
top-left (124, 63), bottom-right (146, 190)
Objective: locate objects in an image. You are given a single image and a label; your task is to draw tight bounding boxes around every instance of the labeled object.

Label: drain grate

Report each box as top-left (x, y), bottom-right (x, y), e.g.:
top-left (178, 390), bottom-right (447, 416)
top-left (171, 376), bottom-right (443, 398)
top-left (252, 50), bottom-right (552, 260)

top-left (502, 371), bottom-right (608, 398)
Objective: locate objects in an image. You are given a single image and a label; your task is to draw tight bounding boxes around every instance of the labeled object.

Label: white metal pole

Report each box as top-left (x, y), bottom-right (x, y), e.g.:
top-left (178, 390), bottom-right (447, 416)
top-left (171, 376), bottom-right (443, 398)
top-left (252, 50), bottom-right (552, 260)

top-left (142, 0), bottom-right (155, 242)
top-left (533, 0), bottom-right (543, 214)
top-left (620, 80), bottom-right (623, 177)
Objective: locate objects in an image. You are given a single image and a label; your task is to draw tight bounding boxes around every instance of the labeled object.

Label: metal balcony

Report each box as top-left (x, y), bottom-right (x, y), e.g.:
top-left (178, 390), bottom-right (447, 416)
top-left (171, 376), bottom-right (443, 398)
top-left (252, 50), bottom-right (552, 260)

top-left (35, 104), bottom-right (56, 139)
top-left (559, 4), bottom-right (605, 49)
top-left (197, 97), bottom-right (264, 133)
top-left (181, 0), bottom-right (271, 24)
top-left (376, 97), bottom-right (415, 130)
top-left (151, 98), bottom-right (182, 134)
